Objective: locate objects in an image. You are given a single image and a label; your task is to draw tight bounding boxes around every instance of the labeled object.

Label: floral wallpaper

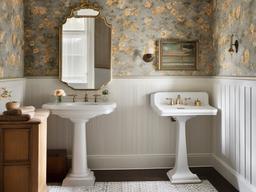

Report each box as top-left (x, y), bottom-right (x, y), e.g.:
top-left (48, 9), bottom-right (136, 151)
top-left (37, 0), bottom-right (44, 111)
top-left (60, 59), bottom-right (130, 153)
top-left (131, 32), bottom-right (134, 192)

top-left (24, 0), bottom-right (214, 77)
top-left (1, 0), bottom-right (254, 78)
top-left (0, 0), bottom-right (24, 78)
top-left (213, 0), bottom-right (256, 76)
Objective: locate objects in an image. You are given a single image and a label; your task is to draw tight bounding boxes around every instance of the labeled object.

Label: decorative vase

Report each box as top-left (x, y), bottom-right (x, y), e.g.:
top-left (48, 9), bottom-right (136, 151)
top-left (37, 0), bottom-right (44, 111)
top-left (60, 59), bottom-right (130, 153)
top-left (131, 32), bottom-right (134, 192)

top-left (6, 101), bottom-right (20, 111)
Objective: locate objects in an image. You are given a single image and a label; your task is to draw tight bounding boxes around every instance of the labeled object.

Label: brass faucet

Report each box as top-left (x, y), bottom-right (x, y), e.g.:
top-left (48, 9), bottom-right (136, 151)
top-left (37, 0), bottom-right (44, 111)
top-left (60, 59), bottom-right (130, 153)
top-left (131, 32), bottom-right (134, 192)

top-left (68, 94), bottom-right (77, 102)
top-left (176, 94), bottom-right (182, 105)
top-left (93, 94), bottom-right (101, 102)
top-left (84, 92), bottom-right (88, 102)
top-left (166, 98), bottom-right (175, 105)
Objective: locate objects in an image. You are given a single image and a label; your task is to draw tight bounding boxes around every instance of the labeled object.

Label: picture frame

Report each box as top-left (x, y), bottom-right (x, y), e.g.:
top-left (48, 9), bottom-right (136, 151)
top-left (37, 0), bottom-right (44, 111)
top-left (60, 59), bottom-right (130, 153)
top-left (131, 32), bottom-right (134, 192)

top-left (157, 39), bottom-right (198, 71)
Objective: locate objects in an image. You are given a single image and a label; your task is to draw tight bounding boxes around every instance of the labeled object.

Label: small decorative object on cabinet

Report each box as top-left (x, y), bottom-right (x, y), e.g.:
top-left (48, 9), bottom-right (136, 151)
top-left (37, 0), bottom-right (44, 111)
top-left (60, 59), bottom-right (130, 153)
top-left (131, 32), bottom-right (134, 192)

top-left (5, 101), bottom-right (20, 110)
top-left (0, 109), bottom-right (49, 192)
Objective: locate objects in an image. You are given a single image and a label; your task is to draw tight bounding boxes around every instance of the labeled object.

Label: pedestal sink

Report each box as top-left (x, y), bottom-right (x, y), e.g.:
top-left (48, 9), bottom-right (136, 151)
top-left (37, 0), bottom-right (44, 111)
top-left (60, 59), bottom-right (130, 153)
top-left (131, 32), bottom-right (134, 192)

top-left (42, 101), bottom-right (117, 186)
top-left (151, 92), bottom-right (217, 184)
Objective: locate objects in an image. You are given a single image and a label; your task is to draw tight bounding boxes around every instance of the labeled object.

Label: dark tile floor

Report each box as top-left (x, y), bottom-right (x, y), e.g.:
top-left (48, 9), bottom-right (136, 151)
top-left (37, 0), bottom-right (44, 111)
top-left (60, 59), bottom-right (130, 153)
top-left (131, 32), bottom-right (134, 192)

top-left (94, 167), bottom-right (238, 192)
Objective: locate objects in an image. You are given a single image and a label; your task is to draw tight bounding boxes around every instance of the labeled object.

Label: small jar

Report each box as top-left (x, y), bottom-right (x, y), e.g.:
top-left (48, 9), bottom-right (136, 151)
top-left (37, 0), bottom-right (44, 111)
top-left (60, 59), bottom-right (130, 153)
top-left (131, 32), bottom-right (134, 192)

top-left (6, 101), bottom-right (20, 111)
top-left (194, 99), bottom-right (201, 106)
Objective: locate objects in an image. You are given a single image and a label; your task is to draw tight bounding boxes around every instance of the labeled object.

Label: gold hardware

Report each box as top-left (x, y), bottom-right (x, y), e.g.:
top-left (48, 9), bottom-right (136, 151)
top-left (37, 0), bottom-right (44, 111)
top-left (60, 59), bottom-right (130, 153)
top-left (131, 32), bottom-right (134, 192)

top-left (194, 98), bottom-right (202, 106)
top-left (93, 94), bottom-right (101, 102)
top-left (68, 94), bottom-right (78, 102)
top-left (166, 98), bottom-right (175, 105)
top-left (176, 94), bottom-right (182, 105)
top-left (84, 92), bottom-right (88, 102)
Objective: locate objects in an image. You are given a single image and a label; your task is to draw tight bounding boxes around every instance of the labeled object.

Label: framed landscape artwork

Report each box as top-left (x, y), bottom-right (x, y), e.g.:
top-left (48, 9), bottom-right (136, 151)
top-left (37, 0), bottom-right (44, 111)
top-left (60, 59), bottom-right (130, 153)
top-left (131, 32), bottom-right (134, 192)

top-left (157, 39), bottom-right (198, 71)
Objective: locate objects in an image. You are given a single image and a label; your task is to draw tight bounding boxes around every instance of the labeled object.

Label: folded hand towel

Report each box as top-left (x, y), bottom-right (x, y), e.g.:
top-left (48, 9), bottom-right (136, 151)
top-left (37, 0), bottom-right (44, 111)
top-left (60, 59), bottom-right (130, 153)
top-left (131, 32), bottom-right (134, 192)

top-left (3, 109), bottom-right (22, 116)
top-left (0, 114), bottom-right (31, 121)
top-left (20, 106), bottom-right (36, 113)
top-left (3, 106), bottom-right (35, 118)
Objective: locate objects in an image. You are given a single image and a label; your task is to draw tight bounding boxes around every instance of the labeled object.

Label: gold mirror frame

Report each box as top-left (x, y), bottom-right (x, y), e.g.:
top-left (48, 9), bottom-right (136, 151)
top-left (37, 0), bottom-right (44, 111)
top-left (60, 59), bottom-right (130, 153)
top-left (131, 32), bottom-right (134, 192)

top-left (58, 1), bottom-right (112, 90)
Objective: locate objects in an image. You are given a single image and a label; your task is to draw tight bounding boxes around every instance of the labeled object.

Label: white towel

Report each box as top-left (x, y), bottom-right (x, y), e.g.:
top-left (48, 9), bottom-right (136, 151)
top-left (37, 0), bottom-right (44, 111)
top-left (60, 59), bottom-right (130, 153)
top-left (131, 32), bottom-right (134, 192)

top-left (20, 106), bottom-right (36, 113)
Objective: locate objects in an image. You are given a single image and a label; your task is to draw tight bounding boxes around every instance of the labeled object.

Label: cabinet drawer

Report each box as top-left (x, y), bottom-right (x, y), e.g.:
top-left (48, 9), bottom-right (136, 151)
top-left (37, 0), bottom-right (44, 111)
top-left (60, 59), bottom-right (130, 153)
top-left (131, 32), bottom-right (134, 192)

top-left (3, 129), bottom-right (30, 162)
top-left (3, 165), bottom-right (30, 192)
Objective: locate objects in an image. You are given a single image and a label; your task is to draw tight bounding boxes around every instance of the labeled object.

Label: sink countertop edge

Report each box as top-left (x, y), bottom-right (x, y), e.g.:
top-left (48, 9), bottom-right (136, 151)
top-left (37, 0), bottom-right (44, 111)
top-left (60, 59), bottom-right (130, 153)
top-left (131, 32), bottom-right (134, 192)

top-left (151, 104), bottom-right (218, 117)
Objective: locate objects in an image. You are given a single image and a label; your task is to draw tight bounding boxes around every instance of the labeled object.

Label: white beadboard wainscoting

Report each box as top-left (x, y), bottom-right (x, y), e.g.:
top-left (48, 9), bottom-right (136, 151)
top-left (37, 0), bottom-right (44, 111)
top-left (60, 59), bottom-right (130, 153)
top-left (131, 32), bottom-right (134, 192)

top-left (24, 77), bottom-right (214, 169)
top-left (212, 78), bottom-right (256, 192)
top-left (0, 78), bottom-right (26, 111)
top-left (19, 76), bottom-right (256, 191)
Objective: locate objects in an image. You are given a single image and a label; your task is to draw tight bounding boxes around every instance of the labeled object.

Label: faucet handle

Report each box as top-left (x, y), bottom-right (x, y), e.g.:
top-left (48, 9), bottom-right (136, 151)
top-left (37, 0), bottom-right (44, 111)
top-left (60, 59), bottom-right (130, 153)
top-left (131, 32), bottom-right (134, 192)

top-left (93, 94), bottom-right (101, 103)
top-left (176, 94), bottom-right (182, 105)
top-left (68, 94), bottom-right (77, 102)
top-left (84, 92), bottom-right (88, 102)
top-left (166, 98), bottom-right (175, 105)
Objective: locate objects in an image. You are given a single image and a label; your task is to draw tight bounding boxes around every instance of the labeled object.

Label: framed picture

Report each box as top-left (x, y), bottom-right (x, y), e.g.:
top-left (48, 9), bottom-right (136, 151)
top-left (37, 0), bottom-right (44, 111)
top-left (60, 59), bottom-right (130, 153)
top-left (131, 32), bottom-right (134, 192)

top-left (157, 39), bottom-right (198, 71)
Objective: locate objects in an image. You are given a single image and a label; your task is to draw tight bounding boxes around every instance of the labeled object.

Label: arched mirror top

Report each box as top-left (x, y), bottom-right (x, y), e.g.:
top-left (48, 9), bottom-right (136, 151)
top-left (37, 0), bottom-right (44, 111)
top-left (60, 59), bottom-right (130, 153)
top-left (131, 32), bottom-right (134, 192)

top-left (61, 2), bottom-right (111, 27)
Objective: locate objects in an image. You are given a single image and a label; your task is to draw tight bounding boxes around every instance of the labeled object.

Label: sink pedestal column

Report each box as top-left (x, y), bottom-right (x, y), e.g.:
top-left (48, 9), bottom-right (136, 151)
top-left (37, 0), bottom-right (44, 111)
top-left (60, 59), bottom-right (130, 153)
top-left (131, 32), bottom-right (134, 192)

top-left (167, 116), bottom-right (201, 184)
top-left (62, 120), bottom-right (95, 186)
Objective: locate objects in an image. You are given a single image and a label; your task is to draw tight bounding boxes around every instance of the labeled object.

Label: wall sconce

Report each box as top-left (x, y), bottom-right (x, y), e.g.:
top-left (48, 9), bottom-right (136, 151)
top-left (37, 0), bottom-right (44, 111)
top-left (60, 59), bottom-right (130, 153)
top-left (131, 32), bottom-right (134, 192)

top-left (228, 34), bottom-right (239, 54)
top-left (142, 43), bottom-right (155, 62)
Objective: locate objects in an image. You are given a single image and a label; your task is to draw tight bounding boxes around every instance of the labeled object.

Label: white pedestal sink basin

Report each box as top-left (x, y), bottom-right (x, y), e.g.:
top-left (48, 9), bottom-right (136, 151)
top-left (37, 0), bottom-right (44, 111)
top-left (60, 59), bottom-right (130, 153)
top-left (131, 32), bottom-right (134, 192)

top-left (42, 101), bottom-right (117, 186)
top-left (151, 92), bottom-right (217, 184)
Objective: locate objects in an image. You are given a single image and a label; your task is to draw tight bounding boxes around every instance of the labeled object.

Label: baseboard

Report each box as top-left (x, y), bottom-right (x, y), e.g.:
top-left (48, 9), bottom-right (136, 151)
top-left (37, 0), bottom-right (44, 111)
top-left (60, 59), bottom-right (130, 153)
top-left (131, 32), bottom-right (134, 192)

top-left (67, 153), bottom-right (212, 170)
top-left (212, 154), bottom-right (256, 192)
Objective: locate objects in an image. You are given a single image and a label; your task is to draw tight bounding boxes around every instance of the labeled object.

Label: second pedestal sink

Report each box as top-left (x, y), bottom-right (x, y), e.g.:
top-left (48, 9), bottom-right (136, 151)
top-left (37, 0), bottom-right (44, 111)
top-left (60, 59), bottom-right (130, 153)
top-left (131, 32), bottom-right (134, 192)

top-left (42, 101), bottom-right (117, 186)
top-left (151, 92), bottom-right (217, 184)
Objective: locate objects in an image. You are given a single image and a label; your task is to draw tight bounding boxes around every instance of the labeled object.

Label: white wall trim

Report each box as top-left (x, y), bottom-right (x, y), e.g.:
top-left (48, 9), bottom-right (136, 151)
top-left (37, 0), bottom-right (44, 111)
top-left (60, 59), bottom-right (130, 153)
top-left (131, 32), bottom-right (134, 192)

top-left (66, 153), bottom-right (213, 170)
top-left (25, 76), bottom-right (59, 79)
top-left (6, 75), bottom-right (256, 81)
top-left (112, 76), bottom-right (215, 79)
top-left (211, 76), bottom-right (256, 81)
top-left (213, 154), bottom-right (256, 192)
top-left (0, 77), bottom-right (26, 82)
top-left (112, 76), bottom-right (256, 81)
top-left (26, 75), bottom-right (214, 80)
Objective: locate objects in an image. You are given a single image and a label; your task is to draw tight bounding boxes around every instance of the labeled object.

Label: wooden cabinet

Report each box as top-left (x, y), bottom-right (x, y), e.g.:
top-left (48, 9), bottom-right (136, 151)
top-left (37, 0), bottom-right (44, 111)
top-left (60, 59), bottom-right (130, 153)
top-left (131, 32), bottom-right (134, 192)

top-left (3, 165), bottom-right (30, 192)
top-left (0, 110), bottom-right (49, 192)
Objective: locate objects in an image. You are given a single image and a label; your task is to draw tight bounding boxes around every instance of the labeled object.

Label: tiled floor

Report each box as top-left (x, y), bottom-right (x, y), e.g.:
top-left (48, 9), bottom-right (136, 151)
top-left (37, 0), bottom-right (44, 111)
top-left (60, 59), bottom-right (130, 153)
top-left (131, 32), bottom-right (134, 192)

top-left (93, 168), bottom-right (238, 192)
top-left (48, 168), bottom-right (238, 192)
top-left (48, 180), bottom-right (217, 192)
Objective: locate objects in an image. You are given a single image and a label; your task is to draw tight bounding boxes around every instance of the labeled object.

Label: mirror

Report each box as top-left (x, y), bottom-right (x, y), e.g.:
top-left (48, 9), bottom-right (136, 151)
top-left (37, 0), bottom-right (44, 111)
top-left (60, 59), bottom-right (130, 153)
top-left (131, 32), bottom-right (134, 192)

top-left (59, 4), bottom-right (111, 90)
